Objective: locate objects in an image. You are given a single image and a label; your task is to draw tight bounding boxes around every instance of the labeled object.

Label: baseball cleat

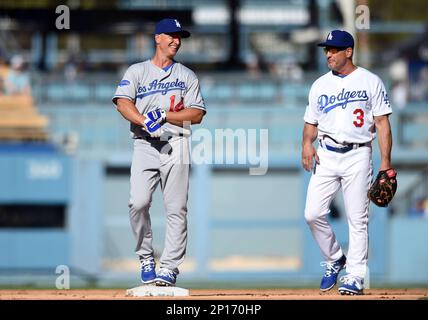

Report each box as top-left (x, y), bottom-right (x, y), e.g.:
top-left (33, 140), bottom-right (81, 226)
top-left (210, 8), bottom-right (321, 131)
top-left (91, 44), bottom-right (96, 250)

top-left (338, 274), bottom-right (364, 295)
top-left (319, 255), bottom-right (346, 291)
top-left (155, 268), bottom-right (177, 286)
top-left (140, 258), bottom-right (156, 284)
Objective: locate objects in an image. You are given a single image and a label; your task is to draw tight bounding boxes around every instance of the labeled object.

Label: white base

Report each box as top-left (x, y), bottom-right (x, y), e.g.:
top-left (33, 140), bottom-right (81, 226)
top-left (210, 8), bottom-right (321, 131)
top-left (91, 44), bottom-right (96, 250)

top-left (126, 284), bottom-right (189, 297)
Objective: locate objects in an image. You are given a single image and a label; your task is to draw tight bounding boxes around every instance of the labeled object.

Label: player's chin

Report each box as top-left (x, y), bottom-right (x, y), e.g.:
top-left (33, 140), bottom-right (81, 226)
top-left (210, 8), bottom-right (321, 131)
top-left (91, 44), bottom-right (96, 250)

top-left (169, 47), bottom-right (179, 55)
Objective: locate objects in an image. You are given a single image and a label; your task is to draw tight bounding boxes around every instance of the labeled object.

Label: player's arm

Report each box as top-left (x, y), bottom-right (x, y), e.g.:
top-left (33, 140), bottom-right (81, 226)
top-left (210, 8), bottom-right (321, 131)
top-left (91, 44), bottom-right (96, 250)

top-left (302, 122), bottom-right (320, 172)
top-left (165, 107), bottom-right (205, 127)
top-left (374, 114), bottom-right (392, 170)
top-left (115, 98), bottom-right (146, 126)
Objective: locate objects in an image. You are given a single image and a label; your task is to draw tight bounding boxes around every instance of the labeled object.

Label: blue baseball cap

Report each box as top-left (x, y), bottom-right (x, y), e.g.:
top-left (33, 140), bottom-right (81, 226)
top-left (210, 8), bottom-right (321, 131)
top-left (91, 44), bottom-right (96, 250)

top-left (317, 30), bottom-right (354, 48)
top-left (155, 18), bottom-right (191, 38)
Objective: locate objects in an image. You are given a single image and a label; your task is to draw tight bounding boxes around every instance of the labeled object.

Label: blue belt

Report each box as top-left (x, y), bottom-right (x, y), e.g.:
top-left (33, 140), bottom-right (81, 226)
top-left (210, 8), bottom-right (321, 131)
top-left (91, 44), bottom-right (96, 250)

top-left (320, 140), bottom-right (369, 153)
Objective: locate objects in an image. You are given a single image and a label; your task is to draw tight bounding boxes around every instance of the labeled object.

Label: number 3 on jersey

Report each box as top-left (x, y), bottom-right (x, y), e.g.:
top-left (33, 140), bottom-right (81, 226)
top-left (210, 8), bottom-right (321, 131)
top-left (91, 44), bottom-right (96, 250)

top-left (353, 108), bottom-right (364, 127)
top-left (169, 95), bottom-right (184, 112)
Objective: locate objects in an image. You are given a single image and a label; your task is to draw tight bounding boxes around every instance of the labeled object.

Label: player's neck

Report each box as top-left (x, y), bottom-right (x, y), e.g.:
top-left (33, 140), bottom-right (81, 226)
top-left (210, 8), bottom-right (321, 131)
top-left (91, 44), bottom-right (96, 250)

top-left (333, 63), bottom-right (357, 77)
top-left (151, 53), bottom-right (175, 69)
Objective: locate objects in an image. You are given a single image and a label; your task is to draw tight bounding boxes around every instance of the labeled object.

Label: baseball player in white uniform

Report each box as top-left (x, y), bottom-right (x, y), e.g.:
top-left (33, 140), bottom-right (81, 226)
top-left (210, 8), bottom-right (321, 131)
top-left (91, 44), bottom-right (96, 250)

top-left (302, 30), bottom-right (393, 295)
top-left (112, 18), bottom-right (206, 286)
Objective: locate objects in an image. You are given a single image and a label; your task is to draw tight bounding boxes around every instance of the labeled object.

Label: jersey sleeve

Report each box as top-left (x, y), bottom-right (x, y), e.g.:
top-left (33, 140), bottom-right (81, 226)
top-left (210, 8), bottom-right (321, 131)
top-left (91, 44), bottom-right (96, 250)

top-left (303, 85), bottom-right (319, 124)
top-left (112, 65), bottom-right (139, 105)
top-left (184, 73), bottom-right (206, 113)
top-left (372, 77), bottom-right (392, 116)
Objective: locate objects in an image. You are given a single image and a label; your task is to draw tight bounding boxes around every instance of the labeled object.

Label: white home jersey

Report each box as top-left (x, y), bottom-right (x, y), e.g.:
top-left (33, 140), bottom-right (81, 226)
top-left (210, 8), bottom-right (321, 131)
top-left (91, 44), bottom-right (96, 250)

top-left (304, 67), bottom-right (392, 144)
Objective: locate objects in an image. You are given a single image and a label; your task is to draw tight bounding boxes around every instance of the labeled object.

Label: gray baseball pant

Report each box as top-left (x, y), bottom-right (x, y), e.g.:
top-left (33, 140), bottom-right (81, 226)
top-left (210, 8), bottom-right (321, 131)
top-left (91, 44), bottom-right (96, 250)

top-left (129, 137), bottom-right (190, 273)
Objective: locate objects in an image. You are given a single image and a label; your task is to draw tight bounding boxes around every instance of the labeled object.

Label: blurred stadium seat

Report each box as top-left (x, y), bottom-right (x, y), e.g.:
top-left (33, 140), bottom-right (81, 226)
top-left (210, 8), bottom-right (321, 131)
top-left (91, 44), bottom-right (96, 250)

top-left (0, 95), bottom-right (49, 141)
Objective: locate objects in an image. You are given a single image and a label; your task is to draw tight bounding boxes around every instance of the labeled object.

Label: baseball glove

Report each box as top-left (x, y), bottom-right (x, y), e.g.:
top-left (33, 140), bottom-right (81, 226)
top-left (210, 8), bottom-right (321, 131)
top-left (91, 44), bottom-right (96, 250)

top-left (368, 168), bottom-right (398, 207)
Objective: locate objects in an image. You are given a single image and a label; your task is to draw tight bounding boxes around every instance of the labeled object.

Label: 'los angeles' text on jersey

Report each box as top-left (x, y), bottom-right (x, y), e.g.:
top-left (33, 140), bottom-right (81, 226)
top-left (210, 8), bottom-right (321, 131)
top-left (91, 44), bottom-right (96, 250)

top-left (136, 78), bottom-right (186, 99)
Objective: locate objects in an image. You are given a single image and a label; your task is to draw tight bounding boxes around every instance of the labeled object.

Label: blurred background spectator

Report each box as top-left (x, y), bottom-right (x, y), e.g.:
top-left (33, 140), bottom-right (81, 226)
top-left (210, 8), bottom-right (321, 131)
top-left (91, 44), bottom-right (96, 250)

top-left (244, 50), bottom-right (262, 78)
top-left (390, 80), bottom-right (409, 109)
top-left (409, 197), bottom-right (428, 219)
top-left (410, 66), bottom-right (428, 102)
top-left (389, 59), bottom-right (409, 109)
top-left (3, 54), bottom-right (31, 96)
top-left (0, 53), bottom-right (10, 94)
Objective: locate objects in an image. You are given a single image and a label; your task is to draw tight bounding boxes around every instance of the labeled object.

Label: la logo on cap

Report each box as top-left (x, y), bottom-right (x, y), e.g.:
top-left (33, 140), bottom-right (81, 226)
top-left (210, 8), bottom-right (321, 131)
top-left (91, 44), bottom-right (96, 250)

top-left (174, 19), bottom-right (181, 28)
top-left (328, 32), bottom-right (333, 40)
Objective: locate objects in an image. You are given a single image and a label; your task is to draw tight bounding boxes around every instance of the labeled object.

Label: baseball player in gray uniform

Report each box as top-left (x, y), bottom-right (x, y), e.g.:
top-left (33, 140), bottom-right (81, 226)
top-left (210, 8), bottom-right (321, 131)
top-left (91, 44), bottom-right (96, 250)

top-left (112, 18), bottom-right (206, 286)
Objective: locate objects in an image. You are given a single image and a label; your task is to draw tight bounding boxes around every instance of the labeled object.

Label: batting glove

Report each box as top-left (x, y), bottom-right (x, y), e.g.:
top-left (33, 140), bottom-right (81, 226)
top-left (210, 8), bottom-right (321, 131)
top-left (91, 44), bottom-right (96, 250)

top-left (142, 117), bottom-right (162, 138)
top-left (146, 109), bottom-right (166, 124)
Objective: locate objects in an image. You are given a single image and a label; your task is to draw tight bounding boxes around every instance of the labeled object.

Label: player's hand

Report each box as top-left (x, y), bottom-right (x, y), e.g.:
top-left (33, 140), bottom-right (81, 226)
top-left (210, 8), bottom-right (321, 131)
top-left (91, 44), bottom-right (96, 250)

top-left (142, 116), bottom-right (163, 138)
top-left (302, 143), bottom-right (320, 172)
top-left (146, 109), bottom-right (167, 124)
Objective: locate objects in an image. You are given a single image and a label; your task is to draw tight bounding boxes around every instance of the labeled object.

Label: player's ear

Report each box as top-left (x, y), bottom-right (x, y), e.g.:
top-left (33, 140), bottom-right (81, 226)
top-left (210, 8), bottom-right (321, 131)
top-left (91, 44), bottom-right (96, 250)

top-left (155, 34), bottom-right (161, 45)
top-left (345, 47), bottom-right (353, 59)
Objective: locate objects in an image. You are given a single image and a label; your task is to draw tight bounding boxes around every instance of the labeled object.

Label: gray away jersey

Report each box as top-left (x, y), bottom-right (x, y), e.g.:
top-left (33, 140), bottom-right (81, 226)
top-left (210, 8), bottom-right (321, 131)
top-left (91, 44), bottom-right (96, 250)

top-left (112, 60), bottom-right (206, 138)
